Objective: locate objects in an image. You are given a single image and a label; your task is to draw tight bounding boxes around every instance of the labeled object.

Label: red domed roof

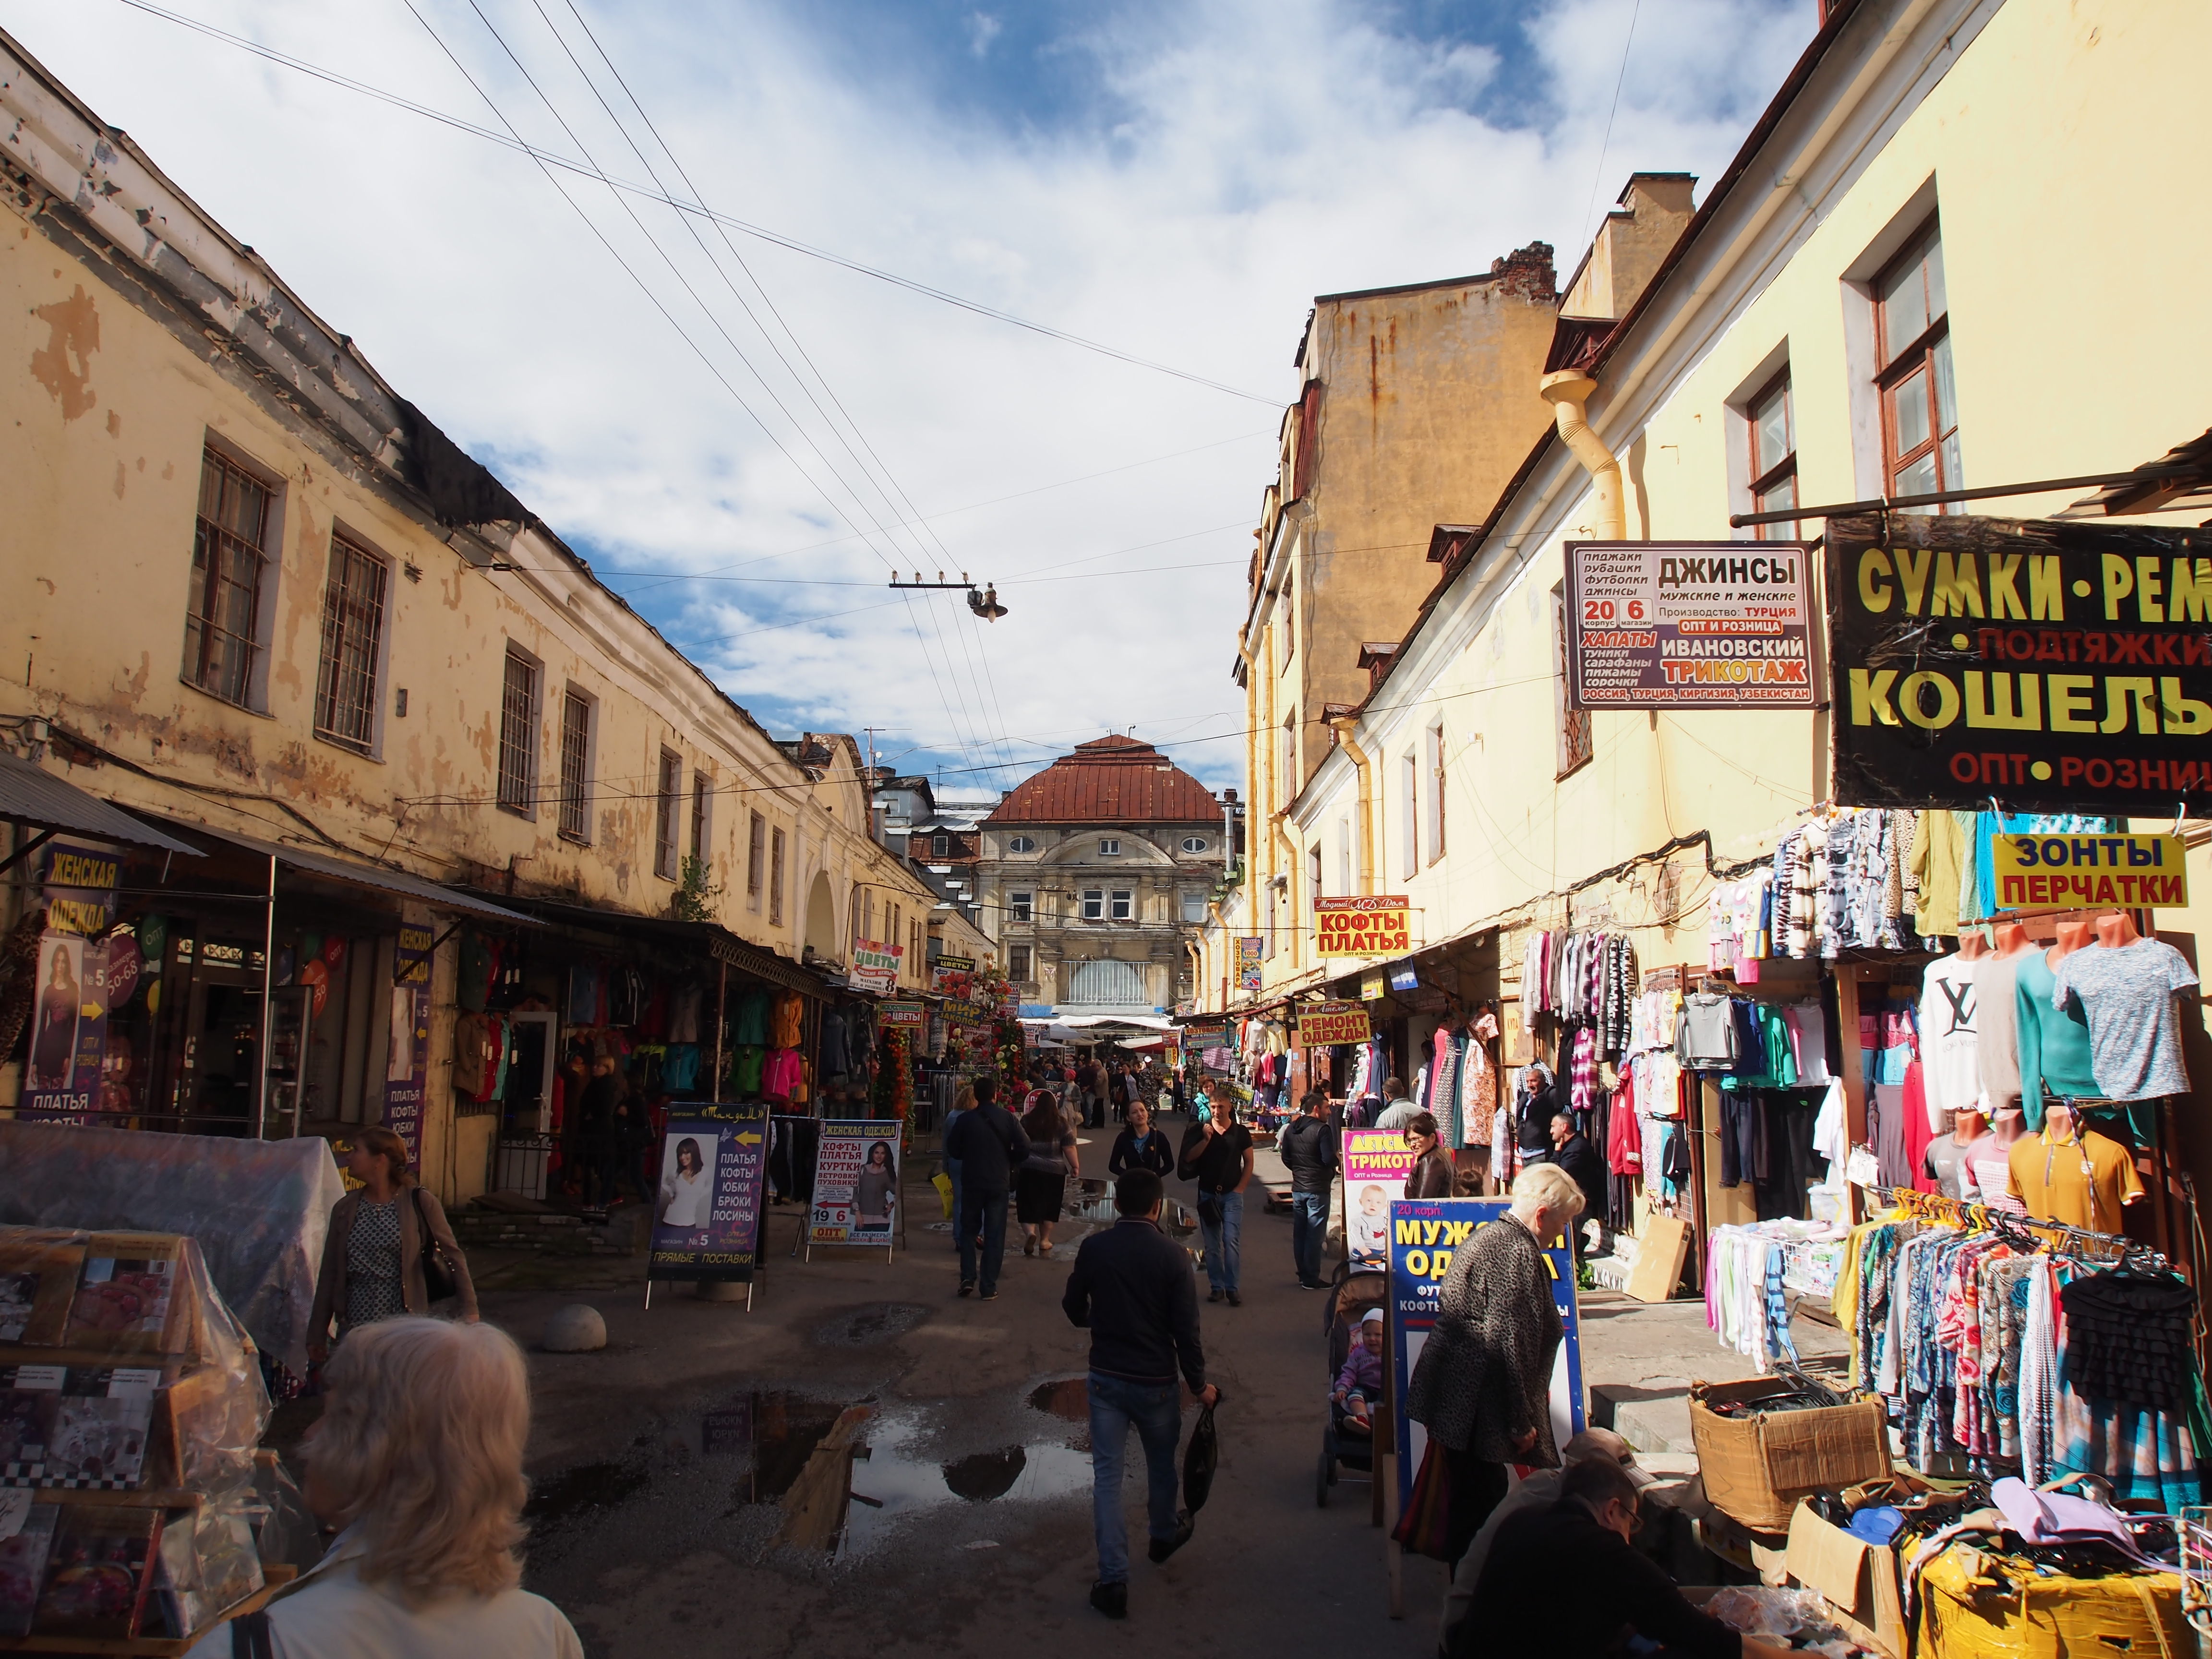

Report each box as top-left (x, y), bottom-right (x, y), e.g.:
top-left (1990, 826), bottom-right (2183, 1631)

top-left (985, 735), bottom-right (1220, 825)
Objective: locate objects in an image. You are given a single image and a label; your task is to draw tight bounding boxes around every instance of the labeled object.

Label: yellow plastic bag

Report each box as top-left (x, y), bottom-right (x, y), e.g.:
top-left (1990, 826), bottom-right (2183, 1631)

top-left (1918, 1546), bottom-right (2187, 1659)
top-left (932, 1171), bottom-right (954, 1219)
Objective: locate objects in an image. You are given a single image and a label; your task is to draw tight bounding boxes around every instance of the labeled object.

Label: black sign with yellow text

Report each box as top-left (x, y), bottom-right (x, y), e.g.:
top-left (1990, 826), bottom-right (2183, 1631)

top-left (1827, 514), bottom-right (2212, 813)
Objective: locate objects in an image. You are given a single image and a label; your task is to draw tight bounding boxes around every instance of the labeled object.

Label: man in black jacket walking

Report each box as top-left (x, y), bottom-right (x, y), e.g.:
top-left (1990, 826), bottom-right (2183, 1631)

top-left (943, 1076), bottom-right (1031, 1298)
top-left (1062, 1167), bottom-right (1216, 1620)
top-left (1278, 1090), bottom-right (1338, 1289)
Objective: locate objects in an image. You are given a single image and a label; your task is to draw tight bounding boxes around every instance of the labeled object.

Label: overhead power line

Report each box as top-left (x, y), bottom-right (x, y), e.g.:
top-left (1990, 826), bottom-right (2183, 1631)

top-left (112, 0), bottom-right (1280, 406)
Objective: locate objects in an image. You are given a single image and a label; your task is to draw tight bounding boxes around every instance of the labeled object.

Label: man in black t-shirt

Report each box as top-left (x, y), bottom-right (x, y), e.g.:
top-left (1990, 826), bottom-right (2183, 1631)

top-left (1277, 1091), bottom-right (1338, 1290)
top-left (1178, 1096), bottom-right (1255, 1305)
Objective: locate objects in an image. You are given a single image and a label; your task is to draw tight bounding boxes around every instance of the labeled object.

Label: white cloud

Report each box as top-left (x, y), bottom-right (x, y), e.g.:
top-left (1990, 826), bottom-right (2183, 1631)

top-left (8, 0), bottom-right (1812, 792)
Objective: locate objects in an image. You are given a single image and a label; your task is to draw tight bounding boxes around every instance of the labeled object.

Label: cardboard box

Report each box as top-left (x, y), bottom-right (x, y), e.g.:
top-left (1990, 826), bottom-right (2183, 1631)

top-left (1687, 1377), bottom-right (1893, 1535)
top-left (1786, 1499), bottom-right (1910, 1659)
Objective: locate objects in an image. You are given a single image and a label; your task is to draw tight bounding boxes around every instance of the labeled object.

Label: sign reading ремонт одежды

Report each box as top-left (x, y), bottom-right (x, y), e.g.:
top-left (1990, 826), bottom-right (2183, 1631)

top-left (1564, 541), bottom-right (1819, 710)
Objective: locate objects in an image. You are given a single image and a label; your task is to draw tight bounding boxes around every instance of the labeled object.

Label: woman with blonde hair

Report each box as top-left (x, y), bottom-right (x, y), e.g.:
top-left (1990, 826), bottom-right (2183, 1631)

top-left (308, 1127), bottom-right (476, 1363)
top-left (1405, 1161), bottom-right (1584, 1565)
top-left (188, 1318), bottom-right (580, 1656)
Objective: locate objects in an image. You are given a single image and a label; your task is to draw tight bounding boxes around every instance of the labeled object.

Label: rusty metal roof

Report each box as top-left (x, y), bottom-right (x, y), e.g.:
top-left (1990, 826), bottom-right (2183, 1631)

top-left (984, 736), bottom-right (1219, 825)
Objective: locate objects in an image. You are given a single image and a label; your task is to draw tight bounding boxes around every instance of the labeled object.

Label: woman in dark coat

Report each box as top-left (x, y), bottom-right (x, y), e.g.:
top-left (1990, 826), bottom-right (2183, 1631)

top-left (1514, 1060), bottom-right (1561, 1168)
top-left (1015, 1090), bottom-right (1077, 1258)
top-left (1402, 1111), bottom-right (1459, 1199)
top-left (1404, 1162), bottom-right (1585, 1565)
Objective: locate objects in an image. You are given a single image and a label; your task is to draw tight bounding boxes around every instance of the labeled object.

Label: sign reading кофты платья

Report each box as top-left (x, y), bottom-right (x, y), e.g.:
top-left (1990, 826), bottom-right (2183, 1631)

top-left (1827, 514), bottom-right (2212, 814)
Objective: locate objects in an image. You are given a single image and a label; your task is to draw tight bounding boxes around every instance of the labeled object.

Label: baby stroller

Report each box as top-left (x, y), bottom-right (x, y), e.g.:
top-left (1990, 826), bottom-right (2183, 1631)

top-left (1317, 1260), bottom-right (1387, 1507)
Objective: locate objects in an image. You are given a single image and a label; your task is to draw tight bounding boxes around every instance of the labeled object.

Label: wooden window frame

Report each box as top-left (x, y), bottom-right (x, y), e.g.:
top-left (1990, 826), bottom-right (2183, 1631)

top-left (556, 687), bottom-right (593, 843)
top-left (495, 646), bottom-right (541, 817)
top-left (746, 811), bottom-right (766, 905)
top-left (1745, 368), bottom-right (1800, 541)
top-left (312, 532), bottom-right (388, 755)
top-left (1010, 944), bottom-right (1033, 982)
top-left (653, 749), bottom-right (682, 881)
top-left (769, 827), bottom-right (786, 926)
top-left (183, 447), bottom-right (276, 709)
top-left (1873, 220), bottom-right (1959, 506)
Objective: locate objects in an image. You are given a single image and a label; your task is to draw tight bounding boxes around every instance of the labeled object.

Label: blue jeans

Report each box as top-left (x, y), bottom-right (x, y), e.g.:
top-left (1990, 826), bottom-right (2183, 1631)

top-left (1290, 1190), bottom-right (1327, 1286)
top-left (959, 1187), bottom-right (1008, 1294)
top-left (1200, 1189), bottom-right (1243, 1296)
top-left (1088, 1372), bottom-right (1182, 1585)
top-left (943, 1156), bottom-right (964, 1248)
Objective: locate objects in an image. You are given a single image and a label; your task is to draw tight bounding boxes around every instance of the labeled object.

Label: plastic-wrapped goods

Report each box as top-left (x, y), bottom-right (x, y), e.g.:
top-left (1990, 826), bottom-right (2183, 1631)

top-left (1, 1365), bottom-right (158, 1487)
top-left (0, 1501), bottom-right (60, 1636)
top-left (0, 1122), bottom-right (345, 1377)
top-left (0, 1231), bottom-right (82, 1345)
top-left (65, 1234), bottom-right (186, 1353)
top-left (31, 1504), bottom-right (164, 1639)
top-left (147, 1494), bottom-right (263, 1638)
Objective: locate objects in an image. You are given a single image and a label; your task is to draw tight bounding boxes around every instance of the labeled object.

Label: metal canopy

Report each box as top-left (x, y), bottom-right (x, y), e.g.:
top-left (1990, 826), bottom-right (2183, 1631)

top-left (178, 820), bottom-right (539, 925)
top-left (0, 751), bottom-right (203, 860)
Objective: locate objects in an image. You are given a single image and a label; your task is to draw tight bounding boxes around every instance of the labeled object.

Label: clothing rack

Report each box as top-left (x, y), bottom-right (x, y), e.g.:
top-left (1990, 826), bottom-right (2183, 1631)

top-left (1869, 1183), bottom-right (2167, 1267)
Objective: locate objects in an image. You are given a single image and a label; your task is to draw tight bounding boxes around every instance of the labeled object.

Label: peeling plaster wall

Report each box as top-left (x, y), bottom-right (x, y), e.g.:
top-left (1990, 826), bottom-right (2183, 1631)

top-left (0, 124), bottom-right (945, 1188)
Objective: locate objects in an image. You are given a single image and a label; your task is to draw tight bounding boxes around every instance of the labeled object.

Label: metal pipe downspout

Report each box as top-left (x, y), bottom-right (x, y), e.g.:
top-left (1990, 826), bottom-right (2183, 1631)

top-left (1326, 715), bottom-right (1377, 897)
top-left (1539, 370), bottom-right (1627, 541)
top-left (255, 852), bottom-right (276, 1140)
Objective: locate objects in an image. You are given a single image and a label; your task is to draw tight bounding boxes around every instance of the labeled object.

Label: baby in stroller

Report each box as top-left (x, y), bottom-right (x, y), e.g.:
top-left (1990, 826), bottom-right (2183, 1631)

top-left (1333, 1307), bottom-right (1385, 1436)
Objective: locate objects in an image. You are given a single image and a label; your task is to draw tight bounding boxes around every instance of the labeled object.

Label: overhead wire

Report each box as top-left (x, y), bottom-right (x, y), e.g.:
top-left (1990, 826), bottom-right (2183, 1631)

top-left (414, 0), bottom-right (998, 773)
top-left (109, 0), bottom-right (1278, 404)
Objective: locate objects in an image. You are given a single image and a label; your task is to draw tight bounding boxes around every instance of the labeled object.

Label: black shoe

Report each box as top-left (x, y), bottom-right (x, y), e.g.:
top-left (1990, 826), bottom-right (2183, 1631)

top-left (958, 1283), bottom-right (975, 1298)
top-left (980, 1290), bottom-right (999, 1301)
top-left (1090, 1581), bottom-right (1128, 1620)
top-left (1298, 1279), bottom-right (1323, 1290)
top-left (1148, 1515), bottom-right (1195, 1564)
top-left (1207, 1288), bottom-right (1224, 1303)
top-left (1227, 1290), bottom-right (1242, 1306)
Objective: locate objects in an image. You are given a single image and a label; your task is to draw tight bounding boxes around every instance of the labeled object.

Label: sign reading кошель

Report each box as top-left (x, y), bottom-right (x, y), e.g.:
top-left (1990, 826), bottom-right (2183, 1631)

top-left (1827, 514), bottom-right (2212, 814)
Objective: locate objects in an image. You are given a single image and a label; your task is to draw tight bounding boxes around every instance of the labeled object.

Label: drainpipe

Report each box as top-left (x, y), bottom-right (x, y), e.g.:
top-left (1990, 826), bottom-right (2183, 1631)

top-left (1325, 713), bottom-right (1376, 897)
top-left (1539, 370), bottom-right (1626, 541)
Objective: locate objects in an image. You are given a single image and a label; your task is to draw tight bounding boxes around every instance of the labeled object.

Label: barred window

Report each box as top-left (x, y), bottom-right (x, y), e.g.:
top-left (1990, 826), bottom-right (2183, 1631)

top-left (690, 775), bottom-right (712, 863)
top-left (747, 811), bottom-right (766, 906)
top-left (557, 689), bottom-right (591, 842)
top-left (496, 648), bottom-right (540, 815)
top-left (769, 827), bottom-right (787, 925)
top-left (184, 449), bottom-right (273, 707)
top-left (654, 750), bottom-right (681, 880)
top-left (313, 535), bottom-right (387, 753)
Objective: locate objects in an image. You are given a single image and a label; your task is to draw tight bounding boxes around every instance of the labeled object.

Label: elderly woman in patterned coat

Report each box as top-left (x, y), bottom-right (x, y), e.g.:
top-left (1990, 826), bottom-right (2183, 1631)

top-left (1404, 1162), bottom-right (1585, 1564)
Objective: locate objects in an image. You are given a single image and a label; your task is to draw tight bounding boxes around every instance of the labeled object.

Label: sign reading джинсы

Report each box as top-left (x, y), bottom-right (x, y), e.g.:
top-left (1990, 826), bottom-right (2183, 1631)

top-left (1828, 514), bottom-right (2212, 814)
top-left (1564, 541), bottom-right (1819, 709)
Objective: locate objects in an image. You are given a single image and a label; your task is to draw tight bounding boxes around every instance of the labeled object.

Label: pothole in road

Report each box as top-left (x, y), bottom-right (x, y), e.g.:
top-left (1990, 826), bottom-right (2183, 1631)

top-left (525, 1459), bottom-right (651, 1533)
top-left (811, 1302), bottom-right (930, 1349)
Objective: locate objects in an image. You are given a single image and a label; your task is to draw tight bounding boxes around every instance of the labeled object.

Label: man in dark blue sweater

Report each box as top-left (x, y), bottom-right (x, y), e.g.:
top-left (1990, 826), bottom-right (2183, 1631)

top-left (943, 1075), bottom-right (1031, 1299)
top-left (1062, 1167), bottom-right (1216, 1620)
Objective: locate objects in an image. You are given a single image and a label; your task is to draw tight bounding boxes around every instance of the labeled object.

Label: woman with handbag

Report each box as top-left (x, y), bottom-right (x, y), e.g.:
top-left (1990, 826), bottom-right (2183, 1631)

top-left (1016, 1089), bottom-right (1077, 1258)
top-left (1403, 1113), bottom-right (1461, 1199)
top-left (309, 1127), bottom-right (478, 1362)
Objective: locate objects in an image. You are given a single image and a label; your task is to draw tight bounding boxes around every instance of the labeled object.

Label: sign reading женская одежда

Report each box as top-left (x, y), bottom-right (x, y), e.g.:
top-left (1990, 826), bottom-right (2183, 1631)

top-left (1827, 514), bottom-right (2212, 815)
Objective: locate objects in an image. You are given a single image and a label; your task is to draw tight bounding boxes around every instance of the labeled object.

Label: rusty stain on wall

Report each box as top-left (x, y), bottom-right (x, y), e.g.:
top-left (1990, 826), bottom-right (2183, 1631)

top-left (30, 284), bottom-right (100, 420)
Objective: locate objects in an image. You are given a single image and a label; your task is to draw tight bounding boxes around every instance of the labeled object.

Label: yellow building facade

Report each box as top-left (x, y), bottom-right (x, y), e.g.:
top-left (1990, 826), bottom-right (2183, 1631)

top-left (0, 31), bottom-right (962, 1199)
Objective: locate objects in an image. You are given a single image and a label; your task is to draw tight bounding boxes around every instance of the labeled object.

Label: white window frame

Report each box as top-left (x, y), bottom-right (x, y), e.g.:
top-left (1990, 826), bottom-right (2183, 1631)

top-left (1109, 890), bottom-right (1133, 921)
top-left (1009, 891), bottom-right (1034, 923)
top-left (1180, 836), bottom-right (1209, 854)
top-left (1400, 750), bottom-right (1419, 879)
top-left (1009, 835), bottom-right (1036, 854)
top-left (1098, 838), bottom-right (1121, 856)
top-left (1082, 889), bottom-right (1106, 921)
top-left (1339, 817), bottom-right (1353, 898)
top-left (1426, 721), bottom-right (1446, 865)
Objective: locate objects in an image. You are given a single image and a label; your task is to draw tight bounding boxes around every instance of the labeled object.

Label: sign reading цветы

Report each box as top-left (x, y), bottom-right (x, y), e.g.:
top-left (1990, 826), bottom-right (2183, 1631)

top-left (1564, 541), bottom-right (1818, 710)
top-left (1314, 896), bottom-right (1410, 956)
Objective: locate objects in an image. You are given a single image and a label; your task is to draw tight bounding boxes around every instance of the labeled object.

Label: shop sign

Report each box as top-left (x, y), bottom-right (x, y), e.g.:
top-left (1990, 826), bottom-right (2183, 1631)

top-left (1359, 970), bottom-right (1384, 1001)
top-left (384, 921), bottom-right (435, 1163)
top-left (1564, 541), bottom-right (1818, 710)
top-left (1314, 896), bottom-right (1410, 957)
top-left (38, 842), bottom-right (121, 938)
top-left (1827, 515), bottom-right (2212, 813)
top-left (21, 932), bottom-right (108, 1121)
top-left (932, 955), bottom-right (975, 998)
top-left (808, 1121), bottom-right (902, 1250)
top-left (878, 1000), bottom-right (926, 1028)
top-left (1236, 936), bottom-right (1262, 993)
top-left (1294, 1000), bottom-right (1370, 1049)
top-left (1993, 832), bottom-right (2188, 910)
top-left (848, 938), bottom-right (903, 994)
top-left (1342, 1129), bottom-right (1416, 1267)
top-left (1388, 1198), bottom-right (1584, 1515)
top-left (647, 1100), bottom-right (770, 1283)
top-left (1181, 1023), bottom-right (1226, 1049)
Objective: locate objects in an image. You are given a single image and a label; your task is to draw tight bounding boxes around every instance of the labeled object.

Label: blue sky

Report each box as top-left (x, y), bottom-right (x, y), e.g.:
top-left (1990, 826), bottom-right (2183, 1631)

top-left (10, 0), bottom-right (1815, 795)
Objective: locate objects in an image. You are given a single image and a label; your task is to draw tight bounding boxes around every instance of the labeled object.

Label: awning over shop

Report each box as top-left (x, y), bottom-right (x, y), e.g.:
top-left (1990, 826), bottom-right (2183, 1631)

top-left (172, 820), bottom-right (538, 925)
top-left (0, 751), bottom-right (203, 865)
top-left (484, 895), bottom-right (827, 998)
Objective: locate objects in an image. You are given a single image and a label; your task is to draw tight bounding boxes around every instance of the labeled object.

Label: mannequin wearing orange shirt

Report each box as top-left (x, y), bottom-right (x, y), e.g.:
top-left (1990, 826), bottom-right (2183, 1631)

top-left (2006, 1098), bottom-right (2142, 1233)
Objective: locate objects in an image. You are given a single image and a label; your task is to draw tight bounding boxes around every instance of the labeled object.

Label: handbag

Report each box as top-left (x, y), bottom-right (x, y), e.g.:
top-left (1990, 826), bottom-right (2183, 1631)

top-left (410, 1189), bottom-right (461, 1304)
top-left (1392, 1439), bottom-right (1456, 1561)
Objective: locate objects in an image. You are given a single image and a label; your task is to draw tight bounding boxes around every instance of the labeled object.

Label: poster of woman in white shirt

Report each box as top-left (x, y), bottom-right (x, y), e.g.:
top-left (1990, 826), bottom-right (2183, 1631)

top-left (656, 1134), bottom-right (716, 1235)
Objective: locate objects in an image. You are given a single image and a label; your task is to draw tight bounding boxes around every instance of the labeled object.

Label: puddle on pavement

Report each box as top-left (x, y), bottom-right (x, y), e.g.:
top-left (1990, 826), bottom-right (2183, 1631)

top-left (705, 1388), bottom-right (1092, 1558)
